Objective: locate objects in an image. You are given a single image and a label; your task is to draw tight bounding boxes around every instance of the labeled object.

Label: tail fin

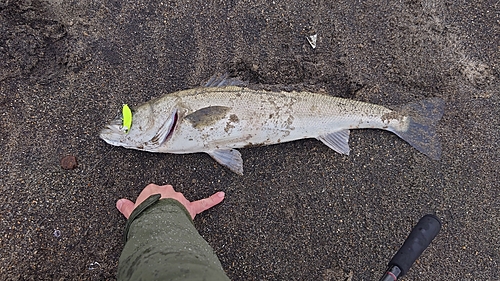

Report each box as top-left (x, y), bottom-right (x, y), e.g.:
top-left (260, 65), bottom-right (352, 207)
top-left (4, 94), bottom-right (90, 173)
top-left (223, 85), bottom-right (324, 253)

top-left (392, 98), bottom-right (444, 160)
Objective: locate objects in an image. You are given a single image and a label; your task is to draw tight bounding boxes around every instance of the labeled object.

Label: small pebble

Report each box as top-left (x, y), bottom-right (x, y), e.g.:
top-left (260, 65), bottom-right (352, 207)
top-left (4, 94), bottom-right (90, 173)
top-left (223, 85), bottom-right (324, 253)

top-left (61, 155), bottom-right (77, 170)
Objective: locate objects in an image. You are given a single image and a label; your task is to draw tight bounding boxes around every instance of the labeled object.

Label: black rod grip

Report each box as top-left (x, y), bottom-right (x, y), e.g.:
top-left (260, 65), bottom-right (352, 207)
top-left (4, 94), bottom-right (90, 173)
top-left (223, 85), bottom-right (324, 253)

top-left (388, 214), bottom-right (441, 276)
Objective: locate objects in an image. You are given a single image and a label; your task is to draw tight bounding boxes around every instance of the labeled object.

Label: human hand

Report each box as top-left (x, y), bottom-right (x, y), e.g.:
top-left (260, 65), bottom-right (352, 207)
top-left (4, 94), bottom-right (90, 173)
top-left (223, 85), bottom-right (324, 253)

top-left (116, 183), bottom-right (225, 220)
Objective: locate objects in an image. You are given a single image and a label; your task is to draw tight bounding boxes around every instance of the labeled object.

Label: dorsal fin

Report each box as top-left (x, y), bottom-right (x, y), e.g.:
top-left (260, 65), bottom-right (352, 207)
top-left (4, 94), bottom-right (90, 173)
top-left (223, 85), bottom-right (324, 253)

top-left (204, 73), bottom-right (248, 87)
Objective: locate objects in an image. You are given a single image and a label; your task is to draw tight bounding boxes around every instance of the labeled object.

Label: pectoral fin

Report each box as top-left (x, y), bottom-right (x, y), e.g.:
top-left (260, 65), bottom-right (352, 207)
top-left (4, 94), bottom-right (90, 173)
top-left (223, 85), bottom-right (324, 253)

top-left (207, 149), bottom-right (244, 175)
top-left (318, 130), bottom-right (351, 155)
top-left (185, 106), bottom-right (231, 129)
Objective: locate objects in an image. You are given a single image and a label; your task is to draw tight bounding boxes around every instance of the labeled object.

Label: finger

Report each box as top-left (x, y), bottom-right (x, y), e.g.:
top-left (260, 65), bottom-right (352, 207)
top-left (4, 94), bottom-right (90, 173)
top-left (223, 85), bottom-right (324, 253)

top-left (116, 198), bottom-right (135, 219)
top-left (159, 184), bottom-right (174, 191)
top-left (190, 191), bottom-right (225, 217)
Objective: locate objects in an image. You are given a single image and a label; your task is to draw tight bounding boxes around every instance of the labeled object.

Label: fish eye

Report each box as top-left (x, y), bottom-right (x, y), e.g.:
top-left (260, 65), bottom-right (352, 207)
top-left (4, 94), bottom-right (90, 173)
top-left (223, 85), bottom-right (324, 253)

top-left (120, 125), bottom-right (129, 133)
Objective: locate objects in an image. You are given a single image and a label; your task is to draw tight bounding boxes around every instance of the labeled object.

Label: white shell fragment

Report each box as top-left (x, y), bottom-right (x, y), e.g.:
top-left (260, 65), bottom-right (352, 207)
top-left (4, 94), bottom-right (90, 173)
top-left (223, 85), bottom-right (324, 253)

top-left (88, 261), bottom-right (101, 270)
top-left (307, 34), bottom-right (317, 49)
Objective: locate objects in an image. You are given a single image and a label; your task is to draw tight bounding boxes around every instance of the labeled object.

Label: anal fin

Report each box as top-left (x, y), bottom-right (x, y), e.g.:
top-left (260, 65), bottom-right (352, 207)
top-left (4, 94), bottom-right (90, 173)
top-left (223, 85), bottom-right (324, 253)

top-left (207, 149), bottom-right (244, 175)
top-left (317, 130), bottom-right (351, 155)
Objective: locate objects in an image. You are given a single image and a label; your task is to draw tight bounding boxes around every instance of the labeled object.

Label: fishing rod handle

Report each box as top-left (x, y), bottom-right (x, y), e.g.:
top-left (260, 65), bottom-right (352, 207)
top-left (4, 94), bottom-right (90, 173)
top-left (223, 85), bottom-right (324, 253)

top-left (388, 214), bottom-right (442, 277)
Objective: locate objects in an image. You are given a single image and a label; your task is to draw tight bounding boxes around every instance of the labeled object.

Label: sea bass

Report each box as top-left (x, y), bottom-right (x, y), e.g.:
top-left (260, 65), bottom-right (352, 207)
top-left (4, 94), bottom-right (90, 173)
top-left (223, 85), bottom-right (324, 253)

top-left (100, 78), bottom-right (443, 174)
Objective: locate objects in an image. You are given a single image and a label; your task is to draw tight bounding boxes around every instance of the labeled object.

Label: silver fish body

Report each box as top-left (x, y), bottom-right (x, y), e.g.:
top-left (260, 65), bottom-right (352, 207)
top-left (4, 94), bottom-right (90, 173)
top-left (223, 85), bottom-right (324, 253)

top-left (100, 85), bottom-right (443, 174)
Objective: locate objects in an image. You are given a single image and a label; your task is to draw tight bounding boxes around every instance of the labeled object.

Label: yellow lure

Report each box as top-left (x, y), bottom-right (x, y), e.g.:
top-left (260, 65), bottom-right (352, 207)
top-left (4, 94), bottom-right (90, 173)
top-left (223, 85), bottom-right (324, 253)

top-left (122, 104), bottom-right (132, 133)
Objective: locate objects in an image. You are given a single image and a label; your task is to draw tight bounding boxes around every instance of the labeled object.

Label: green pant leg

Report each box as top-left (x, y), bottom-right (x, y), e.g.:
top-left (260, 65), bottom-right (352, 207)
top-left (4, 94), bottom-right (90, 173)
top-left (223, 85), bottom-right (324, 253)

top-left (117, 196), bottom-right (230, 281)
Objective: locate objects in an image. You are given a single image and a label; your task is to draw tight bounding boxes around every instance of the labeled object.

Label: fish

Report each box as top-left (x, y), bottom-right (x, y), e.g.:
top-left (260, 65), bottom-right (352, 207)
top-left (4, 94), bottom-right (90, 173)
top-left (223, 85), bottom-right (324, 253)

top-left (100, 76), bottom-right (444, 175)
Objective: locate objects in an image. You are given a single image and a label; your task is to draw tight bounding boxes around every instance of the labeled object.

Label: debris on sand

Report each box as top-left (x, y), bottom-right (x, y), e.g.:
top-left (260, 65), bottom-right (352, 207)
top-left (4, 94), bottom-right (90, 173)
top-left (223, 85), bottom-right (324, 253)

top-left (60, 155), bottom-right (77, 170)
top-left (306, 34), bottom-right (317, 49)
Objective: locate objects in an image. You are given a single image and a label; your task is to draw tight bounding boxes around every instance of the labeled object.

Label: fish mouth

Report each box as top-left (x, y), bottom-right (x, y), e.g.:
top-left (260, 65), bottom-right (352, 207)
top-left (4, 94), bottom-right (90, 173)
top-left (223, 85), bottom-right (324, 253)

top-left (99, 110), bottom-right (178, 150)
top-left (99, 125), bottom-right (125, 146)
top-left (99, 115), bottom-right (128, 144)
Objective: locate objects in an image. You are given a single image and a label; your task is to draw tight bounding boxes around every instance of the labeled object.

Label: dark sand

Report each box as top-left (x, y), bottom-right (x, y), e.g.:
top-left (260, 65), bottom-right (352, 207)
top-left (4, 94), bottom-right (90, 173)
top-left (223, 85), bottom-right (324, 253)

top-left (0, 0), bottom-right (498, 280)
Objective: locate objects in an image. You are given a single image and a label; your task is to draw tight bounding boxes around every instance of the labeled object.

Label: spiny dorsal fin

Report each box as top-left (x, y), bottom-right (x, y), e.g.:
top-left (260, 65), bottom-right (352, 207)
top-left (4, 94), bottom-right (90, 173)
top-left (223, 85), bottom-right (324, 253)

top-left (204, 73), bottom-right (248, 87)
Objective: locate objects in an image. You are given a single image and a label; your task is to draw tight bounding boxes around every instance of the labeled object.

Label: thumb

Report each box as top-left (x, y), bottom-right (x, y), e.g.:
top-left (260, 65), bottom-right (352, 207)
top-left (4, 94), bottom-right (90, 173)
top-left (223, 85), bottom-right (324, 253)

top-left (116, 198), bottom-right (135, 219)
top-left (189, 191), bottom-right (225, 218)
